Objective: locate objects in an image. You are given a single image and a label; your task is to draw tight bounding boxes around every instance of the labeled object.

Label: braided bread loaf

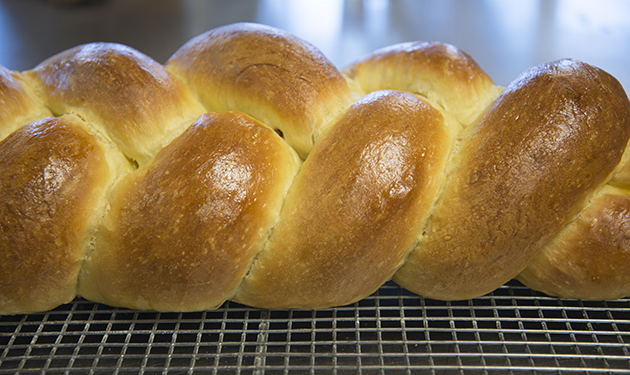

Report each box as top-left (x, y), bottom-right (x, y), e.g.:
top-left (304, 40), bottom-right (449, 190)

top-left (1, 22), bottom-right (630, 315)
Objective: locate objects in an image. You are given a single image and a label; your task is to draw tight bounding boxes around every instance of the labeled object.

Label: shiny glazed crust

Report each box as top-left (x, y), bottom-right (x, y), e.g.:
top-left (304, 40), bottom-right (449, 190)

top-left (23, 42), bottom-right (206, 165)
top-left (394, 60), bottom-right (630, 300)
top-left (166, 22), bottom-right (355, 158)
top-left (1, 22), bottom-right (630, 314)
top-left (343, 41), bottom-right (502, 127)
top-left (0, 116), bottom-right (124, 314)
top-left (78, 112), bottom-right (300, 311)
top-left (234, 90), bottom-right (455, 309)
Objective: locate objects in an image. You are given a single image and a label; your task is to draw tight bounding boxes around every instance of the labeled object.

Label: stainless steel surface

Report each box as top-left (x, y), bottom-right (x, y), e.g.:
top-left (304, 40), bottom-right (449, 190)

top-left (2, 281), bottom-right (630, 374)
top-left (2, 1), bottom-right (630, 373)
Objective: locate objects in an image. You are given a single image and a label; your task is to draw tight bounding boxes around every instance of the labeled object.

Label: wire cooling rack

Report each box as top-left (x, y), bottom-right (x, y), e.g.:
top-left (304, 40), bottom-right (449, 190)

top-left (1, 280), bottom-right (629, 374)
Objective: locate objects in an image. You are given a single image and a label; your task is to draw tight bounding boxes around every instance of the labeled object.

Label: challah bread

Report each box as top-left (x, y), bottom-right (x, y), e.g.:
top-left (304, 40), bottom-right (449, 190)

top-left (342, 41), bottom-right (502, 127)
top-left (78, 111), bottom-right (300, 311)
top-left (1, 22), bottom-right (630, 315)
top-left (517, 186), bottom-right (630, 300)
top-left (22, 42), bottom-right (206, 166)
top-left (166, 22), bottom-right (356, 158)
top-left (0, 65), bottom-right (52, 139)
top-left (0, 115), bottom-right (129, 315)
top-left (233, 90), bottom-right (457, 309)
top-left (393, 59), bottom-right (630, 300)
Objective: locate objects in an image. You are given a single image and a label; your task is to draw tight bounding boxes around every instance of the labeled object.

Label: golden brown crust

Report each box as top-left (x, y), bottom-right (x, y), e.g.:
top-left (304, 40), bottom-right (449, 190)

top-left (394, 59), bottom-right (630, 301)
top-left (0, 65), bottom-right (51, 140)
top-left (0, 116), bottom-right (112, 314)
top-left (518, 188), bottom-right (630, 300)
top-left (3, 24), bottom-right (630, 314)
top-left (234, 90), bottom-right (454, 309)
top-left (23, 43), bottom-right (205, 165)
top-left (343, 41), bottom-right (502, 127)
top-left (78, 112), bottom-right (300, 312)
top-left (166, 22), bottom-right (354, 158)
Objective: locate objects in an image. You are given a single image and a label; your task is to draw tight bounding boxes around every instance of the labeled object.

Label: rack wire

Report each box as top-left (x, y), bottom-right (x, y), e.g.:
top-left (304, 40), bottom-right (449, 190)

top-left (1, 280), bottom-right (629, 374)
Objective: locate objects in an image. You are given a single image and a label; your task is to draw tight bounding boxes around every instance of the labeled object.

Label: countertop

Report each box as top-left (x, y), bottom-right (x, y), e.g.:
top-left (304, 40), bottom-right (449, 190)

top-left (1, 0), bottom-right (629, 91)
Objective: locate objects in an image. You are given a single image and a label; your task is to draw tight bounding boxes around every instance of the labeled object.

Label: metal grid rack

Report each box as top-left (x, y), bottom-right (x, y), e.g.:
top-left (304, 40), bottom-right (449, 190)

top-left (1, 280), bottom-right (629, 374)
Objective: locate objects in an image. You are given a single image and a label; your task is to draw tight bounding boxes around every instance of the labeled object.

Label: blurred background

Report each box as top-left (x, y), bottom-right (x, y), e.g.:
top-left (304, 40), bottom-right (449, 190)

top-left (0, 0), bottom-right (629, 90)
